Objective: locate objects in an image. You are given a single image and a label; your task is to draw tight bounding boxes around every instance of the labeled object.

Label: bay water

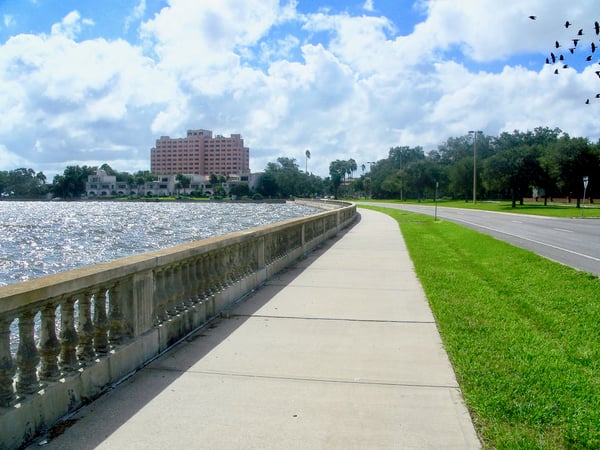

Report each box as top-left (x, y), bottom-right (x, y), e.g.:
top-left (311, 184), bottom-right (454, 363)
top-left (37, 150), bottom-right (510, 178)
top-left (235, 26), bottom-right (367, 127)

top-left (0, 200), bottom-right (320, 287)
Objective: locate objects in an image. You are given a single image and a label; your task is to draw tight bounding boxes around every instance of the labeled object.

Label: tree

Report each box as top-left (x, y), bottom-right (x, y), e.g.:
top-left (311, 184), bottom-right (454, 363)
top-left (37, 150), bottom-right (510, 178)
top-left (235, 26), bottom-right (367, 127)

top-left (52, 165), bottom-right (95, 198)
top-left (176, 174), bottom-right (191, 195)
top-left (99, 163), bottom-right (117, 176)
top-left (0, 168), bottom-right (49, 198)
top-left (134, 170), bottom-right (155, 182)
top-left (547, 135), bottom-right (600, 206)
top-left (229, 182), bottom-right (250, 198)
top-left (256, 171), bottom-right (278, 197)
top-left (483, 146), bottom-right (543, 207)
top-left (329, 160), bottom-right (349, 197)
top-left (482, 128), bottom-right (562, 206)
top-left (347, 158), bottom-right (357, 179)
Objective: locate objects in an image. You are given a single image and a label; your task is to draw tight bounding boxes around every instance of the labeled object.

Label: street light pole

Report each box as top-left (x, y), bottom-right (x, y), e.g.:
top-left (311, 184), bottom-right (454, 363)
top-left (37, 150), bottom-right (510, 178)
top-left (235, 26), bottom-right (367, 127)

top-left (468, 131), bottom-right (482, 204)
top-left (582, 176), bottom-right (589, 218)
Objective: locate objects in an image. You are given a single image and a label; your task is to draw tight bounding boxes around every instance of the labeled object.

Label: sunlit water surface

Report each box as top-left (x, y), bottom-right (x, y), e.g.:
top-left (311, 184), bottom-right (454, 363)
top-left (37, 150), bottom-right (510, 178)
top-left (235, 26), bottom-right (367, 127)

top-left (0, 201), bottom-right (319, 287)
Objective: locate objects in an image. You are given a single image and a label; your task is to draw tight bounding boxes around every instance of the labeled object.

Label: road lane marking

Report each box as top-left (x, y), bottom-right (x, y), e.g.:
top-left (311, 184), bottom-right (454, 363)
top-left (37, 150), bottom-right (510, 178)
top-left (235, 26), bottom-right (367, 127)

top-left (447, 218), bottom-right (600, 263)
top-left (553, 228), bottom-right (573, 233)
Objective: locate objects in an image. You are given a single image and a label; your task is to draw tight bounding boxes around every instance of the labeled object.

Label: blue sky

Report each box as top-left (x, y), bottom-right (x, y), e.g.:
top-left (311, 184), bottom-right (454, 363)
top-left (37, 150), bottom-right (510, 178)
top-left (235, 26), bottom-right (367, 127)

top-left (0, 0), bottom-right (599, 179)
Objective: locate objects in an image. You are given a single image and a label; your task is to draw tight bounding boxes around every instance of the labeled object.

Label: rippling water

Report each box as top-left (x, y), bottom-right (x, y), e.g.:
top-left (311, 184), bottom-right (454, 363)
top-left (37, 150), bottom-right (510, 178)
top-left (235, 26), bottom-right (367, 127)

top-left (0, 201), bottom-right (319, 287)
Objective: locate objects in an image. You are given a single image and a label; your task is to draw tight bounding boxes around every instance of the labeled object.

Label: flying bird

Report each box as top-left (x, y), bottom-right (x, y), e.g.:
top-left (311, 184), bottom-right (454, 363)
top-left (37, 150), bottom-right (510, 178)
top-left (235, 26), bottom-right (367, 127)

top-left (532, 18), bottom-right (600, 104)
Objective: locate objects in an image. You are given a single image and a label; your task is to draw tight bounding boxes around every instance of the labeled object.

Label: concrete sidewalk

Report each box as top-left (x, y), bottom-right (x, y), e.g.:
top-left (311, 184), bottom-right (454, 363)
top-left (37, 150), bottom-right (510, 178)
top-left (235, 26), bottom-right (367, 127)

top-left (33, 208), bottom-right (480, 449)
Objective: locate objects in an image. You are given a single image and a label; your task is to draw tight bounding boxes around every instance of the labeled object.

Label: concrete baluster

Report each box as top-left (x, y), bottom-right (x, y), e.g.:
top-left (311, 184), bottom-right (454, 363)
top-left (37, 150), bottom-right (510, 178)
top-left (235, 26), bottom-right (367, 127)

top-left (213, 252), bottom-right (224, 291)
top-left (213, 252), bottom-right (223, 293)
top-left (38, 302), bottom-right (61, 380)
top-left (224, 247), bottom-right (234, 286)
top-left (189, 258), bottom-right (201, 304)
top-left (166, 266), bottom-right (179, 317)
top-left (0, 317), bottom-right (16, 406)
top-left (175, 263), bottom-right (188, 311)
top-left (184, 260), bottom-right (197, 306)
top-left (153, 269), bottom-right (168, 325)
top-left (93, 288), bottom-right (110, 354)
top-left (232, 244), bottom-right (242, 281)
top-left (264, 235), bottom-right (272, 265)
top-left (198, 255), bottom-right (210, 299)
top-left (59, 296), bottom-right (80, 373)
top-left (109, 283), bottom-right (125, 346)
top-left (248, 241), bottom-right (258, 275)
top-left (77, 291), bottom-right (96, 364)
top-left (205, 253), bottom-right (217, 295)
top-left (275, 232), bottom-right (283, 259)
top-left (15, 310), bottom-right (41, 395)
top-left (239, 242), bottom-right (249, 277)
top-left (242, 242), bottom-right (252, 277)
top-left (221, 249), bottom-right (230, 287)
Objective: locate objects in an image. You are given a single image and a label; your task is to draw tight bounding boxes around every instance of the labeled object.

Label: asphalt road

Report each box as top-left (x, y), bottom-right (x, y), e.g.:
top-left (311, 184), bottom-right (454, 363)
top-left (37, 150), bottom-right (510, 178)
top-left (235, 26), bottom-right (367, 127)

top-left (361, 203), bottom-right (600, 277)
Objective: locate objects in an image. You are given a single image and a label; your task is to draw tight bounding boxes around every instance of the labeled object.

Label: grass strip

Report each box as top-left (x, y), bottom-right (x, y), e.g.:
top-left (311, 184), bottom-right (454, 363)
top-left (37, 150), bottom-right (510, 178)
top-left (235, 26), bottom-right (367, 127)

top-left (357, 199), bottom-right (600, 218)
top-left (362, 205), bottom-right (600, 449)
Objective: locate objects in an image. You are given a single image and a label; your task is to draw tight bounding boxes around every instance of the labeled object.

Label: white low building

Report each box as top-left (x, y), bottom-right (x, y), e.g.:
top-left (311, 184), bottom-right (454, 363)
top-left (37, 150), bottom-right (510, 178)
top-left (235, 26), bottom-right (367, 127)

top-left (86, 170), bottom-right (218, 197)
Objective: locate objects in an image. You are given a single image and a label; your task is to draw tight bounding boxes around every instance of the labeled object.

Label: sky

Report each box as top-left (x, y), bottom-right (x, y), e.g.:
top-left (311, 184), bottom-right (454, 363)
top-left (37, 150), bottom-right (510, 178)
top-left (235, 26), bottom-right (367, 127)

top-left (1, 0), bottom-right (599, 180)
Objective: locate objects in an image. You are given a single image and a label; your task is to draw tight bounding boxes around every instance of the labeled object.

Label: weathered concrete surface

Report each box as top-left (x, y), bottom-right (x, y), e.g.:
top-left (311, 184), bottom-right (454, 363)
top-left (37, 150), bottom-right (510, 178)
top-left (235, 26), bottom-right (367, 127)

top-left (30, 208), bottom-right (480, 449)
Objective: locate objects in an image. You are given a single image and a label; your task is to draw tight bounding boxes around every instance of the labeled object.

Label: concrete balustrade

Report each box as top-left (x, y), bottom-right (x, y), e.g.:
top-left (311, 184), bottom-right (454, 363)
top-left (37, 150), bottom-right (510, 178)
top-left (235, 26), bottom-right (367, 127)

top-left (0, 200), bottom-right (356, 449)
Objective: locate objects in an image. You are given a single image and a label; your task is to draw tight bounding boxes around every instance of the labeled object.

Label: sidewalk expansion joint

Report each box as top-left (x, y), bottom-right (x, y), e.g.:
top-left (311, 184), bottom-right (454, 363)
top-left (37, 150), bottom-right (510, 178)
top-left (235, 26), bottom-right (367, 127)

top-left (230, 314), bottom-right (435, 324)
top-left (264, 283), bottom-right (423, 292)
top-left (146, 367), bottom-right (459, 390)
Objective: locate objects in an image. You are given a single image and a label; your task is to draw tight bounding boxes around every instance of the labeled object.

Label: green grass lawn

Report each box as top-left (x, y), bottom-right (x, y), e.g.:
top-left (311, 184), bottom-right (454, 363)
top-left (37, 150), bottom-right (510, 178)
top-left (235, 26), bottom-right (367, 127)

top-left (356, 199), bottom-right (600, 218)
top-left (361, 205), bottom-right (600, 449)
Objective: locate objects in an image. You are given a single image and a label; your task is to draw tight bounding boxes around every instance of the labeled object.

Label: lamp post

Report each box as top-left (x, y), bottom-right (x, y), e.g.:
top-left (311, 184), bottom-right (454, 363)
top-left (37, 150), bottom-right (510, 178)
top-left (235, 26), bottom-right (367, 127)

top-left (582, 176), bottom-right (589, 217)
top-left (434, 181), bottom-right (439, 221)
top-left (468, 131), bottom-right (482, 204)
top-left (367, 162), bottom-right (375, 198)
top-left (305, 149), bottom-right (311, 173)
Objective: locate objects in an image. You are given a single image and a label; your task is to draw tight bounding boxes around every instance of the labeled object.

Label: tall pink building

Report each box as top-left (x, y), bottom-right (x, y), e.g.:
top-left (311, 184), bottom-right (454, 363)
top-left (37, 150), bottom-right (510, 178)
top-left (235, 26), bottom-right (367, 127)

top-left (150, 129), bottom-right (250, 176)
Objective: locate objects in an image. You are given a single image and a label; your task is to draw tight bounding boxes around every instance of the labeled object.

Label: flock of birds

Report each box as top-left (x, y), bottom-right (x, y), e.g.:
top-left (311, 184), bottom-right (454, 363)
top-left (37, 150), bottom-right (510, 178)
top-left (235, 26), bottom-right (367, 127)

top-left (529, 16), bottom-right (600, 103)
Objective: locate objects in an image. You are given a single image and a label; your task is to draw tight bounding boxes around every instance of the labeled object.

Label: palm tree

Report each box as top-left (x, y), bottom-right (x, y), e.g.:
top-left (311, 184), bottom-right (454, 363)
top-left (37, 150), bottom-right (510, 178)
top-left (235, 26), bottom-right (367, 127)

top-left (305, 149), bottom-right (311, 173)
top-left (347, 158), bottom-right (357, 179)
top-left (136, 177), bottom-right (145, 196)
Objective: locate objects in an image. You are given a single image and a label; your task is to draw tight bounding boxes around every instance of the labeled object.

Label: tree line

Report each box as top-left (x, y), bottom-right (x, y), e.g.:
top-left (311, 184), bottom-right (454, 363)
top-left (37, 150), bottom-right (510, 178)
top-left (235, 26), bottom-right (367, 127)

top-left (351, 127), bottom-right (599, 207)
top-left (0, 164), bottom-right (158, 199)
top-left (1, 127), bottom-right (598, 204)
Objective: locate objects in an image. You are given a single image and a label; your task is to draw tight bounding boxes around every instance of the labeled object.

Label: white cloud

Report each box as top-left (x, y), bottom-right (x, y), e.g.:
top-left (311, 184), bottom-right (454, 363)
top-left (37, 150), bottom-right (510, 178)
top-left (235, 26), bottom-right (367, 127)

top-left (1, 0), bottom-right (599, 181)
top-left (125, 0), bottom-right (146, 32)
top-left (363, 0), bottom-right (375, 12)
top-left (50, 11), bottom-right (94, 40)
top-left (0, 145), bottom-right (29, 170)
top-left (3, 14), bottom-right (16, 28)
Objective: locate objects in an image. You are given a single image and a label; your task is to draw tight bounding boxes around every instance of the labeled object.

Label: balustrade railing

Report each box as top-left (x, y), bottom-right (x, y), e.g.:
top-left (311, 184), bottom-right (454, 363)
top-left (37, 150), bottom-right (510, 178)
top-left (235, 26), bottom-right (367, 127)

top-left (0, 200), bottom-right (356, 449)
